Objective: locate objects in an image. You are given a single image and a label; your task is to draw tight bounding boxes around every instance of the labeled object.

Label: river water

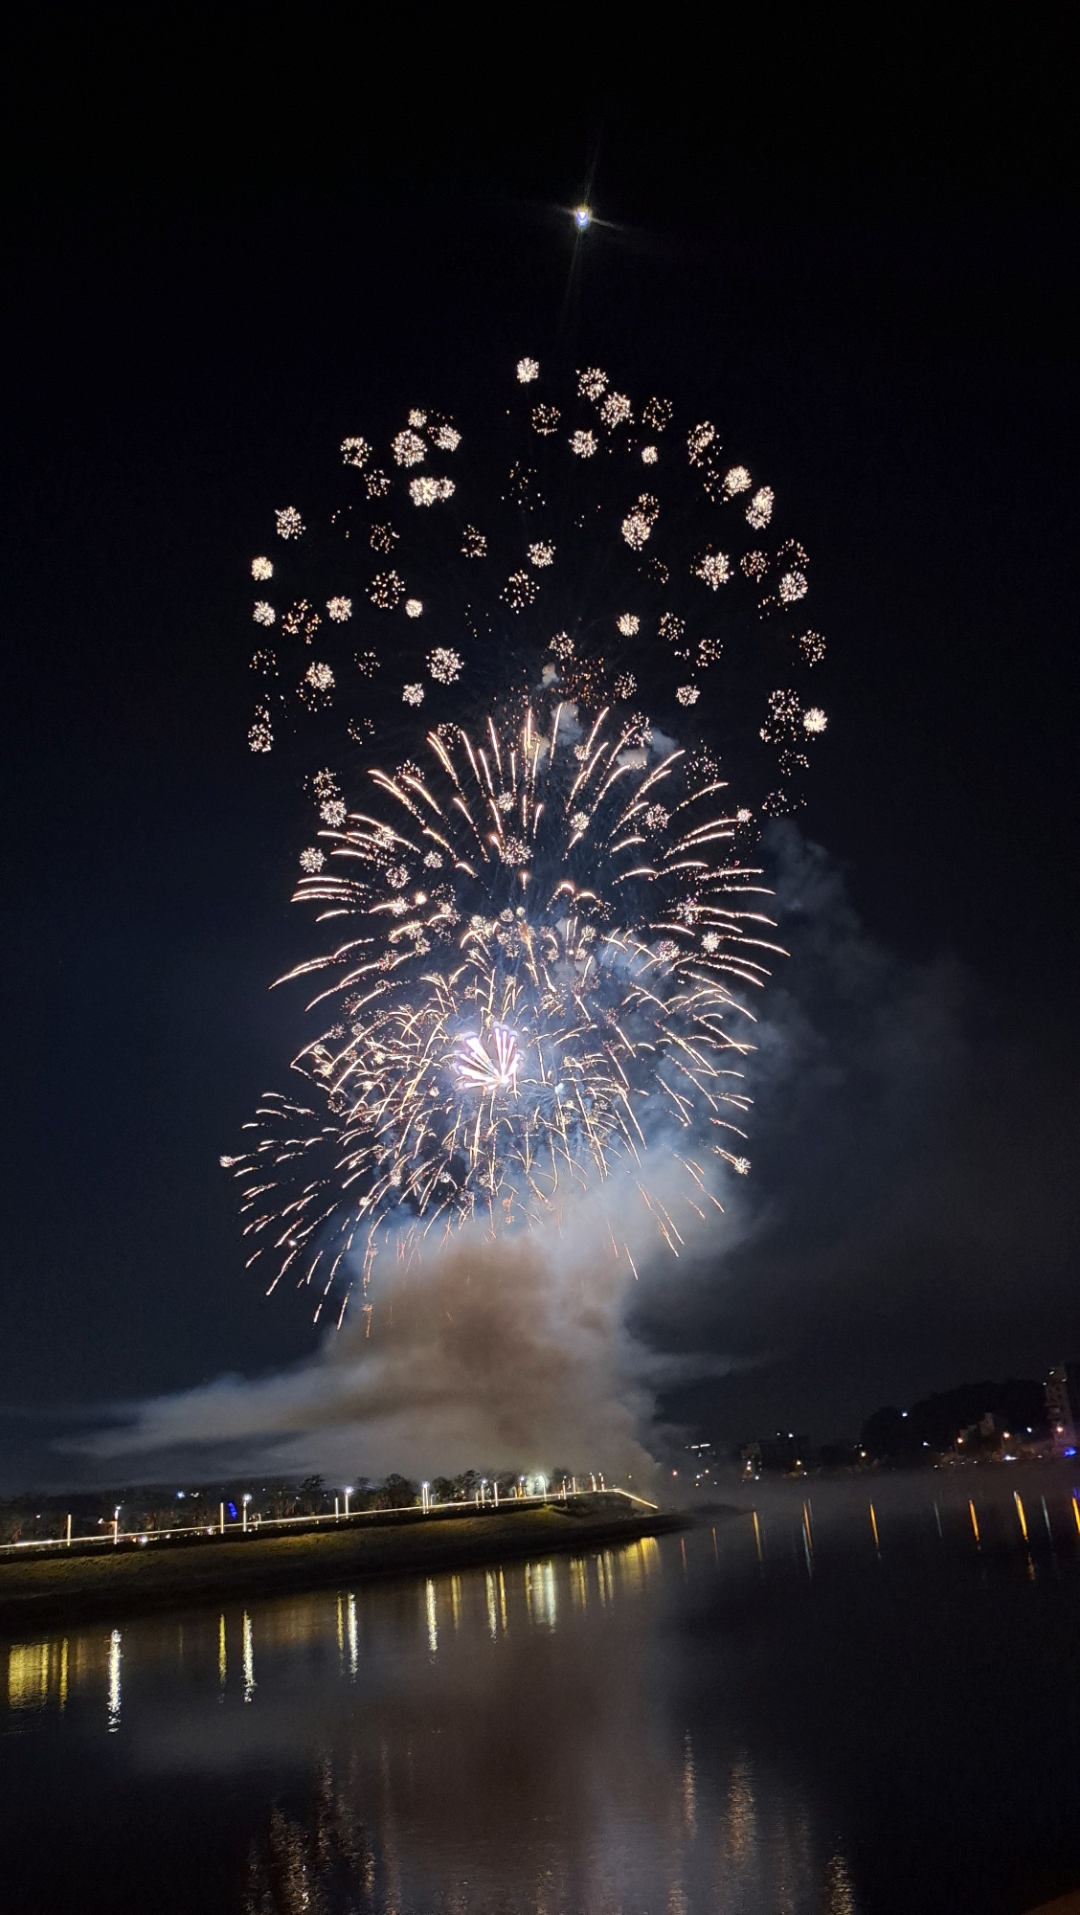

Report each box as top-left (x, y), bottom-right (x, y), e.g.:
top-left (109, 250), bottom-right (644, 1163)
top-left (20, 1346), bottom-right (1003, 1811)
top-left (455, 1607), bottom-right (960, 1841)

top-left (4, 1478), bottom-right (1080, 1913)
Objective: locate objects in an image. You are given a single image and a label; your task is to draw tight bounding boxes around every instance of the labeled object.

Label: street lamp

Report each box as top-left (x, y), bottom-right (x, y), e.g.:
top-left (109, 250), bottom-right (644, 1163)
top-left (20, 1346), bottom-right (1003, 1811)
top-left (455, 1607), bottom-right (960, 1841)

top-left (242, 1493), bottom-right (252, 1533)
top-left (344, 1486), bottom-right (353, 1517)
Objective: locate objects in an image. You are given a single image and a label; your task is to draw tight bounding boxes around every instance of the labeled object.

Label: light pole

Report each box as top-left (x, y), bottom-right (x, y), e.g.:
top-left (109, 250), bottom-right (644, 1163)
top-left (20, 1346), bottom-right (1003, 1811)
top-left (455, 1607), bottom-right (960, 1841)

top-left (421, 1482), bottom-right (430, 1513)
top-left (344, 1486), bottom-right (353, 1518)
top-left (112, 1505), bottom-right (121, 1546)
top-left (242, 1493), bottom-right (252, 1533)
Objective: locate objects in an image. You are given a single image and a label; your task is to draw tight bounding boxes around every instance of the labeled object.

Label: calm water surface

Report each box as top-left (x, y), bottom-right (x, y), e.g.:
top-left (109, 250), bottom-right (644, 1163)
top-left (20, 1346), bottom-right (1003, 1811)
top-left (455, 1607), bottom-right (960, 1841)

top-left (4, 1480), bottom-right (1080, 1913)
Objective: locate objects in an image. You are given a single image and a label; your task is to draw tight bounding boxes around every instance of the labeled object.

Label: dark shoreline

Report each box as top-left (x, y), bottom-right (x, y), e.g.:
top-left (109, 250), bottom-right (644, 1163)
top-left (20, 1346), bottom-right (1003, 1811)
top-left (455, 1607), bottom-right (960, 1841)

top-left (0, 1503), bottom-right (695, 1632)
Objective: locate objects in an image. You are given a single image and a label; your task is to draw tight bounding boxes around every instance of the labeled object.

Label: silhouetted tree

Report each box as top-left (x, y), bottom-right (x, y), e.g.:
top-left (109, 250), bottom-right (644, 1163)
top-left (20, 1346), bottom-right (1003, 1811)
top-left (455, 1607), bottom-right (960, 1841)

top-left (375, 1474), bottom-right (417, 1509)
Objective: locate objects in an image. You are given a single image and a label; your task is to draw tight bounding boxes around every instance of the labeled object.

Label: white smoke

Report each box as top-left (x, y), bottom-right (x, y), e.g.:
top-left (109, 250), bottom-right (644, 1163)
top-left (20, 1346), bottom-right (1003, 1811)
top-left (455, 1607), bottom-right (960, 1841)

top-left (71, 1163), bottom-right (745, 1490)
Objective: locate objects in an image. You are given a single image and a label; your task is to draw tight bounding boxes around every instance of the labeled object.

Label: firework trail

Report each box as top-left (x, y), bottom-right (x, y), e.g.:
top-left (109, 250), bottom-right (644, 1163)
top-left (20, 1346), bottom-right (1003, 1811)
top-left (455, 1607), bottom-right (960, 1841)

top-left (228, 360), bottom-right (829, 1322)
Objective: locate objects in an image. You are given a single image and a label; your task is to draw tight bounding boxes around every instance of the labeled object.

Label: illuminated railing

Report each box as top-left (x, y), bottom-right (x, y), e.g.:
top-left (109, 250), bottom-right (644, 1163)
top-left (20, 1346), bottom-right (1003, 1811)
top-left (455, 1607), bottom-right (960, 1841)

top-left (0, 1485), bottom-right (659, 1558)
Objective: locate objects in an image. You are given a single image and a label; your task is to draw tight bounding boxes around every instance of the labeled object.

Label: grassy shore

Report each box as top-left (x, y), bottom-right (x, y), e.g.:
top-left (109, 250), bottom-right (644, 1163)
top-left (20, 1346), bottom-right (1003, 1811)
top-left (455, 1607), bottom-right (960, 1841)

top-left (0, 1500), bottom-right (689, 1630)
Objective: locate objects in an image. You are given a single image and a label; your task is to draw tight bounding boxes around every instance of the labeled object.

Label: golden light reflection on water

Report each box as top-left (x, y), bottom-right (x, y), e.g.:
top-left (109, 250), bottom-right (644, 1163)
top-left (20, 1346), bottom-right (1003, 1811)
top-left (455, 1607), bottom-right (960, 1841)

top-left (5, 1631), bottom-right (117, 1714)
top-left (1, 1535), bottom-right (664, 1730)
top-left (3, 1532), bottom-right (865, 1911)
top-left (7, 1501), bottom-right (1080, 1911)
top-left (241, 1754), bottom-right (375, 1915)
top-left (825, 1851), bottom-right (858, 1915)
top-left (595, 1547), bottom-right (616, 1605)
top-left (235, 1741), bottom-right (804, 1915)
top-left (7, 1638), bottom-right (66, 1711)
top-left (524, 1558), bottom-right (556, 1629)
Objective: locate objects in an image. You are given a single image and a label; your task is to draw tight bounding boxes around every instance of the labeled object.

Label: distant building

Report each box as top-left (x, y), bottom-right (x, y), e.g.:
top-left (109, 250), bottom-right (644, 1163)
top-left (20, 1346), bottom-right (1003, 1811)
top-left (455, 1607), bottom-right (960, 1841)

top-left (1045, 1364), bottom-right (1080, 1456)
top-left (740, 1433), bottom-right (809, 1476)
top-left (955, 1412), bottom-right (1000, 1457)
top-left (684, 1441), bottom-right (715, 1488)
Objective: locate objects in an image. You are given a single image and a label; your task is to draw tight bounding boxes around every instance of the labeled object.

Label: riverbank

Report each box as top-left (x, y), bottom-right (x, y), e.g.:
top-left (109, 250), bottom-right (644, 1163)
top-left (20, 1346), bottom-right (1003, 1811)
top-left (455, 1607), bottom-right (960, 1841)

top-left (0, 1499), bottom-right (690, 1629)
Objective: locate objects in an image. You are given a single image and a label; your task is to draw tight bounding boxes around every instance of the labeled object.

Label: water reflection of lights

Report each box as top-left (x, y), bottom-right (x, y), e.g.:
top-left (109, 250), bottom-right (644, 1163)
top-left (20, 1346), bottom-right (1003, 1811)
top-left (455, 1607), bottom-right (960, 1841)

top-left (106, 1628), bottom-right (121, 1732)
top-left (347, 1592), bottom-right (359, 1676)
top-left (595, 1548), bottom-right (616, 1606)
top-left (4, 1544), bottom-right (669, 1732)
top-left (524, 1558), bottom-right (557, 1630)
top-left (14, 1498), bottom-right (1072, 1741)
top-left (682, 1730), bottom-right (697, 1836)
top-left (7, 1638), bottom-right (67, 1711)
top-left (242, 1610), bottom-right (256, 1703)
top-left (485, 1570), bottom-right (498, 1641)
top-left (12, 1524), bottom-right (1052, 1911)
top-left (726, 1758), bottom-right (756, 1863)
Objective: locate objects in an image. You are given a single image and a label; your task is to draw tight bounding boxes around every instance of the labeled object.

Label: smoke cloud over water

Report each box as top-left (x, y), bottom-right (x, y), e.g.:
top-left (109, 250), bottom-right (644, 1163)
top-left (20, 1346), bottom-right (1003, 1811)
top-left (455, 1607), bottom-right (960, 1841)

top-left (63, 825), bottom-right (936, 1492)
top-left (54, 822), bottom-right (1071, 1494)
top-left (71, 1167), bottom-right (742, 1490)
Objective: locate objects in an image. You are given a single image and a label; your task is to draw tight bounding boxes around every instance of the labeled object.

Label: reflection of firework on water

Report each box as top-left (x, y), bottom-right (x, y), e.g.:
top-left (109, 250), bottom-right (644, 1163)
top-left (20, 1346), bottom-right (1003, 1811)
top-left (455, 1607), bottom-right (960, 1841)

top-left (224, 705), bottom-right (781, 1321)
top-left (243, 360), bottom-right (828, 818)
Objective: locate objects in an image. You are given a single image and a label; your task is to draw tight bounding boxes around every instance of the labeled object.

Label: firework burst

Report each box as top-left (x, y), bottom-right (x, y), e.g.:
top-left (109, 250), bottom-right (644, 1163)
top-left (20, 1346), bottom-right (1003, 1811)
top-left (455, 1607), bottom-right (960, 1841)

top-left (245, 360), bottom-right (828, 820)
top-left (225, 704), bottom-right (783, 1320)
top-left (229, 358), bottom-right (832, 1322)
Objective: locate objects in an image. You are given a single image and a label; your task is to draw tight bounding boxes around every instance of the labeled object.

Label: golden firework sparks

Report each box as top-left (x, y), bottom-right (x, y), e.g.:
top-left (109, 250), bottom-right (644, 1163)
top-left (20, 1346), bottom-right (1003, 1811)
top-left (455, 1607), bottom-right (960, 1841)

top-left (229, 708), bottom-right (783, 1315)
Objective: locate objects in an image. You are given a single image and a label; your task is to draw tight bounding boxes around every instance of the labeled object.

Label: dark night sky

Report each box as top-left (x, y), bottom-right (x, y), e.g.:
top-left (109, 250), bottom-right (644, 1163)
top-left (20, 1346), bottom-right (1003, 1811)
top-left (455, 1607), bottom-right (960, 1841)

top-left (0, 12), bottom-right (1076, 1483)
